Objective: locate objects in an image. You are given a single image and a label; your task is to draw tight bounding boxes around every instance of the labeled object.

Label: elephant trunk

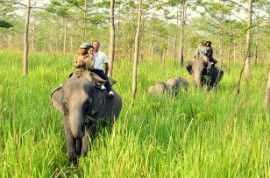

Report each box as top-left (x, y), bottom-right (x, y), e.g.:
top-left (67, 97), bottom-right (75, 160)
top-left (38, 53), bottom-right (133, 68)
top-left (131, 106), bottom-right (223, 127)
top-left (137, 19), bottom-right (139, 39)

top-left (69, 108), bottom-right (84, 139)
top-left (193, 71), bottom-right (202, 87)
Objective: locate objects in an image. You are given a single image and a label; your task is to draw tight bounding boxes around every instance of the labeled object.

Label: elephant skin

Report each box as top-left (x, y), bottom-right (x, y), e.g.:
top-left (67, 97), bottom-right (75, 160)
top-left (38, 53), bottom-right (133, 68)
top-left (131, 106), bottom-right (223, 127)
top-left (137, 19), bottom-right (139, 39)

top-left (166, 76), bottom-right (189, 92)
top-left (186, 59), bottom-right (223, 88)
top-left (147, 76), bottom-right (189, 96)
top-left (51, 77), bottom-right (122, 161)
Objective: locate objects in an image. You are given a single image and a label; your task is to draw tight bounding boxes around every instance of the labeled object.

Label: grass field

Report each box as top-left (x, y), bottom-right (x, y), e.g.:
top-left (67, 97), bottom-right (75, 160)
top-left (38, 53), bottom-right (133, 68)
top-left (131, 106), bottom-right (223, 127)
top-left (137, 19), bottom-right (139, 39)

top-left (0, 50), bottom-right (270, 177)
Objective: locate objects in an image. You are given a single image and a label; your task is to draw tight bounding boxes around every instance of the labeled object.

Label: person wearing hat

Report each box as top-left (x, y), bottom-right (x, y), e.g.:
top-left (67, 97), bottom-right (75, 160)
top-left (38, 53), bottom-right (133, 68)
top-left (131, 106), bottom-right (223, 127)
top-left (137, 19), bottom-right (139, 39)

top-left (195, 41), bottom-right (206, 60)
top-left (72, 42), bottom-right (94, 78)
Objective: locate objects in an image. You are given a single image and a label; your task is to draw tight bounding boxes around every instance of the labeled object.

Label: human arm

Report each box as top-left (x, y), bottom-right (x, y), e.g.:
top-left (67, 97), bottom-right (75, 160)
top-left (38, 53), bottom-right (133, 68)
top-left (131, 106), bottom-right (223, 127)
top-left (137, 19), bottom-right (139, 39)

top-left (85, 55), bottom-right (94, 70)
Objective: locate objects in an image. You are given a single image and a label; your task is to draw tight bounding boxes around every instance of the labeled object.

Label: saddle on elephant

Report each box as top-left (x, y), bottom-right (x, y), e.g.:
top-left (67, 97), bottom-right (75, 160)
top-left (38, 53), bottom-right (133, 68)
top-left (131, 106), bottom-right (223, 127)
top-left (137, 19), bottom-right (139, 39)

top-left (71, 71), bottom-right (117, 87)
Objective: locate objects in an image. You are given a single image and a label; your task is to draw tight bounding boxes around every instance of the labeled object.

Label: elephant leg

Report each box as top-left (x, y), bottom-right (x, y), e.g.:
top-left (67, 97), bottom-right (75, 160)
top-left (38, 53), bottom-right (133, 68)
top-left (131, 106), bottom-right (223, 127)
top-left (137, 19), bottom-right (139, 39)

top-left (64, 117), bottom-right (77, 160)
top-left (76, 138), bottom-right (82, 155)
top-left (81, 129), bottom-right (90, 156)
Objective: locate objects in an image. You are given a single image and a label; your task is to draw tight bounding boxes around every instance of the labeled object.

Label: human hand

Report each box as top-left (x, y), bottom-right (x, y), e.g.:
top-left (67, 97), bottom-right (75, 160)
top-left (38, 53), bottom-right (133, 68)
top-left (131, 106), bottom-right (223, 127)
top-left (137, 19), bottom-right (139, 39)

top-left (79, 60), bottom-right (86, 66)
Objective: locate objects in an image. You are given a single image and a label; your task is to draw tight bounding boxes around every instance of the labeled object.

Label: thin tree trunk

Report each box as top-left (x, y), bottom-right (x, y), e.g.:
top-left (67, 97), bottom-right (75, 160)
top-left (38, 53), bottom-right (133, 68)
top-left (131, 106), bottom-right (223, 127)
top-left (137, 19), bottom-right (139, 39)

top-left (63, 18), bottom-right (67, 54)
top-left (162, 48), bottom-right (166, 70)
top-left (83, 0), bottom-right (87, 41)
top-left (8, 28), bottom-right (11, 50)
top-left (140, 13), bottom-right (145, 62)
top-left (31, 12), bottom-right (35, 51)
top-left (233, 38), bottom-right (236, 61)
top-left (254, 29), bottom-right (258, 66)
top-left (173, 8), bottom-right (179, 60)
top-left (179, 1), bottom-right (185, 67)
top-left (219, 35), bottom-right (223, 69)
top-left (70, 36), bottom-right (74, 53)
top-left (227, 37), bottom-right (232, 75)
top-left (23, 0), bottom-right (31, 76)
top-left (227, 19), bottom-right (232, 75)
top-left (132, 0), bottom-right (142, 99)
top-left (108, 0), bottom-right (115, 78)
top-left (264, 71), bottom-right (270, 109)
top-left (245, 0), bottom-right (252, 84)
top-left (240, 42), bottom-right (243, 60)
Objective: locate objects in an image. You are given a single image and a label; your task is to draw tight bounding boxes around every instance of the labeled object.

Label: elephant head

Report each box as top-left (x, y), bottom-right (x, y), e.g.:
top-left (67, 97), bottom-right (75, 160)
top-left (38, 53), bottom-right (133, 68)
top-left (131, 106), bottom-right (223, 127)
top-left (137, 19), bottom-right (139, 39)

top-left (186, 59), bottom-right (207, 87)
top-left (186, 59), bottom-right (223, 88)
top-left (51, 77), bottom-right (122, 159)
top-left (52, 78), bottom-right (103, 139)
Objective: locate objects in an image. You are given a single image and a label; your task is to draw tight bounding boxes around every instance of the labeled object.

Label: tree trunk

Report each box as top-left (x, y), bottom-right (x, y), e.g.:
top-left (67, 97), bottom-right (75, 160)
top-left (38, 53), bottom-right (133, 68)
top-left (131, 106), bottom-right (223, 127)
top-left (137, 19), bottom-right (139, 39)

top-left (23, 0), bottom-right (31, 76)
top-left (70, 36), bottom-right (74, 53)
top-left (245, 0), bottom-right (252, 84)
top-left (264, 71), bottom-right (270, 109)
top-left (240, 42), bottom-right (243, 60)
top-left (162, 48), bottom-right (166, 70)
top-left (108, 0), bottom-right (115, 78)
top-left (227, 36), bottom-right (232, 75)
top-left (173, 8), bottom-right (179, 61)
top-left (83, 0), bottom-right (87, 41)
top-left (233, 38), bottom-right (236, 61)
top-left (227, 18), bottom-right (232, 75)
top-left (219, 35), bottom-right (223, 69)
top-left (31, 14), bottom-right (35, 51)
top-left (179, 2), bottom-right (185, 67)
top-left (8, 28), bottom-right (11, 50)
top-left (132, 0), bottom-right (142, 99)
top-left (139, 13), bottom-right (145, 62)
top-left (254, 29), bottom-right (258, 66)
top-left (63, 18), bottom-right (67, 54)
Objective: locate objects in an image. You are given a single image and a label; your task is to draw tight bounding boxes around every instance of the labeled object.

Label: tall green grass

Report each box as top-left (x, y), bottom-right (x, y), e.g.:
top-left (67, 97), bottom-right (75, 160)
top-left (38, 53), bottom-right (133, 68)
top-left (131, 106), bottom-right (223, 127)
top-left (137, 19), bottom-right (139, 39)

top-left (0, 50), bottom-right (270, 177)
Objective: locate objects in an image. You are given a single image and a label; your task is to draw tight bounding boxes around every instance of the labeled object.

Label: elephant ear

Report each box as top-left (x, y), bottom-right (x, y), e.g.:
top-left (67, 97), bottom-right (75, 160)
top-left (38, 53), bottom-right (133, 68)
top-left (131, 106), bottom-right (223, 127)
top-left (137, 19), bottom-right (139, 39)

top-left (89, 89), bottom-right (104, 117)
top-left (186, 62), bottom-right (193, 75)
top-left (51, 87), bottom-right (65, 115)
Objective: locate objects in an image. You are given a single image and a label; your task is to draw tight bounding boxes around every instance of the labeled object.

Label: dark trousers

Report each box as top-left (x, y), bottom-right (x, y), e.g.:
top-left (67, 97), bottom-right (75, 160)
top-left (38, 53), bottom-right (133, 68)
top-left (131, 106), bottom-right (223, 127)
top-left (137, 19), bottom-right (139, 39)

top-left (92, 69), bottom-right (111, 91)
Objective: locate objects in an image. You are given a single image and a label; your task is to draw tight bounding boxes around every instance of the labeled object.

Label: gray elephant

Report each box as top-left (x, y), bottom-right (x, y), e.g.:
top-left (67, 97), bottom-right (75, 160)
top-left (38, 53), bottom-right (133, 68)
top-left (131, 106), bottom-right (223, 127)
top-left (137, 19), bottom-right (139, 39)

top-left (147, 76), bottom-right (189, 96)
top-left (186, 59), bottom-right (223, 88)
top-left (147, 82), bottom-right (168, 96)
top-left (166, 76), bottom-right (189, 92)
top-left (51, 77), bottom-right (122, 161)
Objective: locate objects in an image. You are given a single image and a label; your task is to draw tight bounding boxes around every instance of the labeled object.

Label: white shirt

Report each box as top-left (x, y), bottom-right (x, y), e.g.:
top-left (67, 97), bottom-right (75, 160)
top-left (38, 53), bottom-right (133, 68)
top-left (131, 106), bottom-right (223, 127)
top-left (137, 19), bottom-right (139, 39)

top-left (93, 51), bottom-right (108, 70)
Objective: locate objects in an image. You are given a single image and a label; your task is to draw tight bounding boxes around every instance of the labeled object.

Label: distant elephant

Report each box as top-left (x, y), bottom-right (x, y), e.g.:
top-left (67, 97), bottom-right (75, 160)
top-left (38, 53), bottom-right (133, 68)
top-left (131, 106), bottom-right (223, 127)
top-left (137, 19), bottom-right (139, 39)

top-left (186, 59), bottom-right (223, 88)
top-left (147, 82), bottom-right (168, 96)
top-left (166, 76), bottom-right (189, 92)
top-left (51, 77), bottom-right (122, 161)
top-left (147, 76), bottom-right (189, 96)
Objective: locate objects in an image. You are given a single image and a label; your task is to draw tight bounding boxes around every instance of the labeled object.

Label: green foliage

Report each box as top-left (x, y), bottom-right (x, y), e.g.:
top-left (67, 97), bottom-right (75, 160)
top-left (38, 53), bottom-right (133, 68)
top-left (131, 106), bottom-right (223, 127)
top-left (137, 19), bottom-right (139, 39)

top-left (1, 51), bottom-right (270, 177)
top-left (0, 19), bottom-right (13, 28)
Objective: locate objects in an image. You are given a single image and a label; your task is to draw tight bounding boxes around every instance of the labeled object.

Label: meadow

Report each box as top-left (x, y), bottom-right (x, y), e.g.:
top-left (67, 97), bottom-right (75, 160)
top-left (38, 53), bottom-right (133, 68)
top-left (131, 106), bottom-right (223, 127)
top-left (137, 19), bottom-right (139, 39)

top-left (0, 50), bottom-right (270, 177)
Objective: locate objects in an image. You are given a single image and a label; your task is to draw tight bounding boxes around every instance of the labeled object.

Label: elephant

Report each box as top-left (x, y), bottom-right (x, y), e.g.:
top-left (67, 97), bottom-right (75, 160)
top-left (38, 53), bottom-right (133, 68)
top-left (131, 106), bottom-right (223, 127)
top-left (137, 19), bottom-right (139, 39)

top-left (147, 82), bottom-right (168, 96)
top-left (166, 76), bottom-right (189, 91)
top-left (51, 76), bottom-right (122, 161)
top-left (147, 76), bottom-right (189, 96)
top-left (186, 59), bottom-right (223, 88)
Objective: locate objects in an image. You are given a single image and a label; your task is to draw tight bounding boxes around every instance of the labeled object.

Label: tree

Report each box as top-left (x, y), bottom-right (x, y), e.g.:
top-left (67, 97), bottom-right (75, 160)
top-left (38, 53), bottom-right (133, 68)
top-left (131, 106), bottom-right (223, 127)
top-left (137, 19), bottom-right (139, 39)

top-left (132, 0), bottom-right (143, 99)
top-left (244, 0), bottom-right (252, 84)
top-left (264, 71), bottom-right (270, 109)
top-left (179, 0), bottom-right (186, 67)
top-left (108, 0), bottom-right (115, 78)
top-left (23, 0), bottom-right (31, 76)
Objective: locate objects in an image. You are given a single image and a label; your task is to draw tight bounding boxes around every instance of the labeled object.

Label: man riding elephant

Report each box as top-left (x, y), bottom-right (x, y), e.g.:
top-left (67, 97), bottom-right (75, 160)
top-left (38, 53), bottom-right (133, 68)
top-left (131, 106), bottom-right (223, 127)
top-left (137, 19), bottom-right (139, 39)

top-left (72, 42), bottom-right (94, 79)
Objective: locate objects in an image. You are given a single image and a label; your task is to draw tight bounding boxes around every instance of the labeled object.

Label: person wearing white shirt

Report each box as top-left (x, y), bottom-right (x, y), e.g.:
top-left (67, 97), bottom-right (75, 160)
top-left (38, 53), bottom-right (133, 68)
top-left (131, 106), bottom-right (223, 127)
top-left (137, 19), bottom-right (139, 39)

top-left (91, 40), bottom-right (114, 97)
